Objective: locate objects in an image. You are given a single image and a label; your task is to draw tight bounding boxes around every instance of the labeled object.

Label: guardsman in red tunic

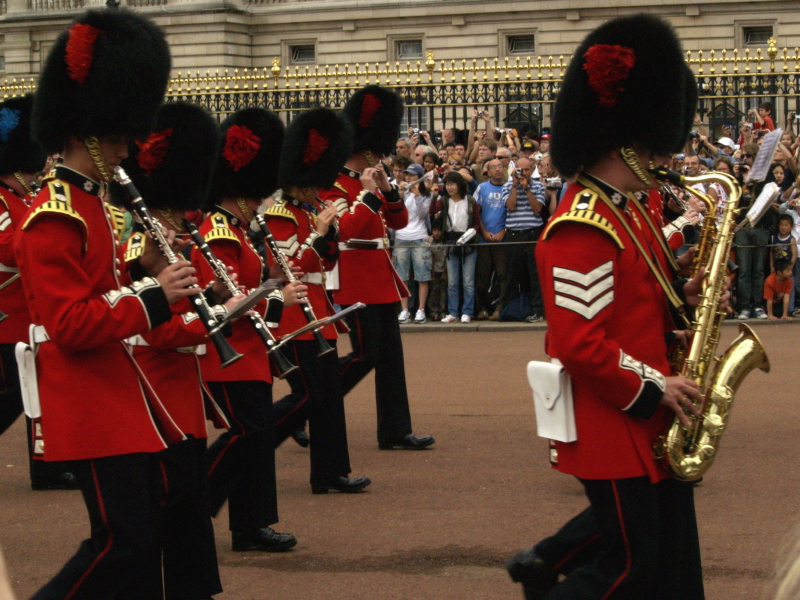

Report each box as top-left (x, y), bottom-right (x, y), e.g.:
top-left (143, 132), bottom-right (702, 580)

top-left (191, 108), bottom-right (306, 553)
top-left (0, 94), bottom-right (76, 491)
top-left (318, 85), bottom-right (434, 451)
top-left (267, 107), bottom-right (372, 494)
top-left (506, 15), bottom-right (708, 600)
top-left (116, 101), bottom-right (234, 600)
top-left (14, 10), bottom-right (202, 599)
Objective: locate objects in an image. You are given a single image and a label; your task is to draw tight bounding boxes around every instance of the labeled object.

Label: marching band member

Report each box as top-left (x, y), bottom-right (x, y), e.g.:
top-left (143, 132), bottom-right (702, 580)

top-left (267, 107), bottom-right (371, 494)
top-left (319, 85), bottom-right (434, 451)
top-left (14, 9), bottom-right (200, 598)
top-left (507, 15), bottom-right (706, 600)
top-left (192, 107), bottom-right (306, 553)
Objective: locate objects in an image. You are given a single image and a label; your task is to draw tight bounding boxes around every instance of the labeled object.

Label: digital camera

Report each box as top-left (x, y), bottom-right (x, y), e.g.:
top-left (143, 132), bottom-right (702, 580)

top-left (546, 177), bottom-right (562, 189)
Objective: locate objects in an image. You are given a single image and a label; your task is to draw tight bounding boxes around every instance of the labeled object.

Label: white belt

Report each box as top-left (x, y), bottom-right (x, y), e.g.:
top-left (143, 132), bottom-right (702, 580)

top-left (338, 238), bottom-right (389, 251)
top-left (32, 325), bottom-right (49, 344)
top-left (300, 272), bottom-right (324, 285)
top-left (127, 334), bottom-right (207, 355)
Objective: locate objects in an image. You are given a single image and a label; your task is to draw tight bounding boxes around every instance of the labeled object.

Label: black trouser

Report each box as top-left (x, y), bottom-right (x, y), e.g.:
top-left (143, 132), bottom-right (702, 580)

top-left (0, 343), bottom-right (72, 486)
top-left (206, 380), bottom-right (279, 532)
top-left (535, 507), bottom-right (602, 577)
top-left (339, 302), bottom-right (413, 445)
top-left (160, 436), bottom-right (222, 600)
top-left (540, 477), bottom-right (704, 600)
top-left (475, 242), bottom-right (510, 314)
top-left (31, 453), bottom-right (164, 600)
top-left (502, 227), bottom-right (544, 316)
top-left (273, 339), bottom-right (352, 485)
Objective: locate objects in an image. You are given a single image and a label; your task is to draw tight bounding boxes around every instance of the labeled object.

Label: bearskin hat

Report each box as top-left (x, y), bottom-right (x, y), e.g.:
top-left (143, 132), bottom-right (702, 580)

top-left (0, 95), bottom-right (48, 176)
top-left (114, 102), bottom-right (219, 212)
top-left (341, 85), bottom-right (404, 157)
top-left (207, 107), bottom-right (284, 209)
top-left (32, 8), bottom-right (171, 154)
top-left (277, 108), bottom-right (353, 191)
top-left (550, 14), bottom-right (696, 178)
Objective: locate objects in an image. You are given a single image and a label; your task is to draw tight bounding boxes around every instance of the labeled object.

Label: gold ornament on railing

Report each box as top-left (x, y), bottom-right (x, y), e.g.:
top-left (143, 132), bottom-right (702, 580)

top-left (768, 36), bottom-right (778, 71)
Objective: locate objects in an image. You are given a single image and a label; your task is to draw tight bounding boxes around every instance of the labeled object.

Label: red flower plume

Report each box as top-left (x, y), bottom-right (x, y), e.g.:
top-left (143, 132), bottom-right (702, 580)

top-left (302, 129), bottom-right (330, 167)
top-left (136, 128), bottom-right (174, 176)
top-left (222, 125), bottom-right (261, 172)
top-left (358, 93), bottom-right (382, 128)
top-left (65, 23), bottom-right (104, 86)
top-left (583, 44), bottom-right (636, 109)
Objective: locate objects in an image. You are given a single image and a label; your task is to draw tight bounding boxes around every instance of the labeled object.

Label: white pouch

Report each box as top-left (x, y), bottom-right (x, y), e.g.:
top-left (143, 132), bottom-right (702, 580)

top-left (325, 263), bottom-right (340, 291)
top-left (16, 331), bottom-right (40, 419)
top-left (527, 358), bottom-right (577, 443)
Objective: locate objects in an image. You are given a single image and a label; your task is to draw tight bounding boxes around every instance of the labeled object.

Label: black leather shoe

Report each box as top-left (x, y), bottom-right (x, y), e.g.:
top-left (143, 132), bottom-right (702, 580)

top-left (291, 427), bottom-right (310, 448)
top-left (379, 433), bottom-right (435, 450)
top-left (232, 528), bottom-right (297, 552)
top-left (31, 471), bottom-right (80, 491)
top-left (505, 549), bottom-right (557, 600)
top-left (311, 475), bottom-right (371, 495)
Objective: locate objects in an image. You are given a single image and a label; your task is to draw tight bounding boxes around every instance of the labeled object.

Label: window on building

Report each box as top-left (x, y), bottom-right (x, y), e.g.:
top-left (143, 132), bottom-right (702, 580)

top-left (396, 39), bottom-right (423, 60)
top-left (290, 44), bottom-right (316, 65)
top-left (743, 25), bottom-right (773, 46)
top-left (508, 34), bottom-right (536, 55)
top-left (400, 106), bottom-right (428, 134)
top-left (0, 56), bottom-right (5, 72)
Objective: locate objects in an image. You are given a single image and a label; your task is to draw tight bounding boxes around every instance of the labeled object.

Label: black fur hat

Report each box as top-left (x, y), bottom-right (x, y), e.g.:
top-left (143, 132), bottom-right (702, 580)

top-left (32, 8), bottom-right (171, 154)
top-left (278, 108), bottom-right (353, 190)
top-left (550, 14), bottom-right (696, 177)
top-left (341, 85), bottom-right (404, 157)
top-left (0, 95), bottom-right (48, 176)
top-left (115, 102), bottom-right (219, 212)
top-left (208, 108), bottom-right (284, 209)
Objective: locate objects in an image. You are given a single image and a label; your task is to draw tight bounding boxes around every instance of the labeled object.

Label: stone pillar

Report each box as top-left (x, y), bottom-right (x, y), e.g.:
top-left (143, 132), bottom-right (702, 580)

top-left (2, 30), bottom-right (33, 78)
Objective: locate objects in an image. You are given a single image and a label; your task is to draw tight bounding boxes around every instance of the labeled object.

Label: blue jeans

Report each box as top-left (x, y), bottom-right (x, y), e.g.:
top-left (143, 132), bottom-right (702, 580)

top-left (446, 248), bottom-right (477, 317)
top-left (734, 228), bottom-right (770, 312)
top-left (392, 239), bottom-right (432, 282)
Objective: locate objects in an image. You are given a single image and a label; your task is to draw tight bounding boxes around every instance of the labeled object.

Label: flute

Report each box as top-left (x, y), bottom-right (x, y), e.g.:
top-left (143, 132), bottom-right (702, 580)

top-left (254, 213), bottom-right (334, 357)
top-left (113, 166), bottom-right (243, 368)
top-left (183, 219), bottom-right (297, 379)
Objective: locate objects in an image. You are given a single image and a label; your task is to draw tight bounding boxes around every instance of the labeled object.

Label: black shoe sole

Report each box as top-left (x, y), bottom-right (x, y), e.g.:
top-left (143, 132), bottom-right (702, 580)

top-left (378, 440), bottom-right (435, 450)
top-left (311, 479), bottom-right (371, 495)
top-left (505, 553), bottom-right (557, 600)
top-left (231, 538), bottom-right (297, 552)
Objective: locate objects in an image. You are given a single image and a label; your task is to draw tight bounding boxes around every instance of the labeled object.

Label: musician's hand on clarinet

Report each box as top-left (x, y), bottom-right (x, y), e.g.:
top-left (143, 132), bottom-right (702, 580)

top-left (281, 280), bottom-right (308, 307)
top-left (360, 168), bottom-right (378, 194)
top-left (315, 205), bottom-right (337, 238)
top-left (661, 376), bottom-right (702, 428)
top-left (374, 166), bottom-right (392, 192)
top-left (156, 261), bottom-right (200, 304)
top-left (210, 266), bottom-right (239, 302)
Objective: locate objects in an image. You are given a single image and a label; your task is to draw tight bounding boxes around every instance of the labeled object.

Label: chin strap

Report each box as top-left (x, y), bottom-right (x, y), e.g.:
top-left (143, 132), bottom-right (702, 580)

top-left (84, 136), bottom-right (114, 183)
top-left (13, 172), bottom-right (35, 197)
top-left (236, 197), bottom-right (254, 223)
top-left (363, 150), bottom-right (375, 168)
top-left (160, 208), bottom-right (185, 233)
top-left (620, 147), bottom-right (654, 187)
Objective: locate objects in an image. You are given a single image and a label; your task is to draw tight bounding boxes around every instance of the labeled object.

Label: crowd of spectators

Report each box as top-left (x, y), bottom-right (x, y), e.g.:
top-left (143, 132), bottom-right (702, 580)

top-left (383, 102), bottom-right (800, 325)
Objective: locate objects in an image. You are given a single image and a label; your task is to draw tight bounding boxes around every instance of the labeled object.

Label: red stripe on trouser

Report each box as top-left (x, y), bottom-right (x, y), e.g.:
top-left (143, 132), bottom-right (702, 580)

top-left (64, 461), bottom-right (114, 600)
top-left (553, 533), bottom-right (602, 573)
top-left (158, 460), bottom-right (169, 506)
top-left (339, 311), bottom-right (365, 379)
top-left (207, 384), bottom-right (244, 476)
top-left (600, 480), bottom-right (633, 600)
top-left (273, 344), bottom-right (310, 427)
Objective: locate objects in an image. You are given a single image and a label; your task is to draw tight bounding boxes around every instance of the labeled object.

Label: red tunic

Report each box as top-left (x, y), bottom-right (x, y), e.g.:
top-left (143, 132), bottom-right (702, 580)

top-left (191, 208), bottom-right (279, 383)
top-left (318, 169), bottom-right (409, 305)
top-left (0, 185), bottom-right (33, 344)
top-left (537, 175), bottom-right (676, 483)
top-left (265, 196), bottom-right (342, 341)
top-left (14, 167), bottom-right (181, 461)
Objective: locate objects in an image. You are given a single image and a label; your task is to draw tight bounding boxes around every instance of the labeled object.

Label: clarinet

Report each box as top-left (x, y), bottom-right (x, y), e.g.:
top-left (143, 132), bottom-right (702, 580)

top-left (254, 213), bottom-right (334, 357)
top-left (183, 219), bottom-right (297, 379)
top-left (112, 166), bottom-right (243, 368)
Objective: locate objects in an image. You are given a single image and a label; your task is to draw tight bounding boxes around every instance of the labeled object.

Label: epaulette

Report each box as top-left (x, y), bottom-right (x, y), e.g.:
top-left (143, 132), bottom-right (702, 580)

top-left (205, 213), bottom-right (240, 245)
top-left (264, 201), bottom-right (298, 225)
top-left (106, 203), bottom-right (127, 242)
top-left (542, 190), bottom-right (624, 250)
top-left (22, 180), bottom-right (88, 247)
top-left (124, 231), bottom-right (146, 263)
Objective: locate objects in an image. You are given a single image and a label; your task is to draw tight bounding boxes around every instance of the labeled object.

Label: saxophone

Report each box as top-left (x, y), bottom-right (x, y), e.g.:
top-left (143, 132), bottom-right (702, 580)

top-left (650, 167), bottom-right (770, 481)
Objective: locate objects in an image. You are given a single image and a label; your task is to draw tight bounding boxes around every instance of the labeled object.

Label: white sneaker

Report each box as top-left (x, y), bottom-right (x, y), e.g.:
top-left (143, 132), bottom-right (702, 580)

top-left (460, 314), bottom-right (472, 323)
top-left (754, 308), bottom-right (768, 320)
top-left (398, 310), bottom-right (411, 323)
top-left (737, 310), bottom-right (750, 320)
top-left (441, 314), bottom-right (457, 323)
top-left (414, 309), bottom-right (426, 324)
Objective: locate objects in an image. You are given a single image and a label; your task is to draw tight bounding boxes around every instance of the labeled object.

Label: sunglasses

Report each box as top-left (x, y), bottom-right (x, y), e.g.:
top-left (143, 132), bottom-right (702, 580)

top-left (449, 161), bottom-right (461, 166)
top-left (742, 154), bottom-right (753, 159)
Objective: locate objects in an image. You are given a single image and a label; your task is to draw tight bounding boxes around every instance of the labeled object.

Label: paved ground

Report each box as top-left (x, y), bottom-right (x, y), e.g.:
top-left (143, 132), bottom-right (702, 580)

top-left (0, 323), bottom-right (798, 599)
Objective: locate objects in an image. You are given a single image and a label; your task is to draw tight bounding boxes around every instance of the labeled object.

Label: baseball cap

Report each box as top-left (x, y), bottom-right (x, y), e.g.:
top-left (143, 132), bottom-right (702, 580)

top-left (540, 133), bottom-right (551, 140)
top-left (715, 136), bottom-right (738, 150)
top-left (404, 163), bottom-right (424, 177)
top-left (521, 140), bottom-right (535, 150)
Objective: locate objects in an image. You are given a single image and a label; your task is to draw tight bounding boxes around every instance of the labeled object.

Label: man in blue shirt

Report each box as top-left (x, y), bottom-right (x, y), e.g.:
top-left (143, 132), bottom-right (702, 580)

top-left (502, 157), bottom-right (546, 321)
top-left (475, 158), bottom-right (509, 320)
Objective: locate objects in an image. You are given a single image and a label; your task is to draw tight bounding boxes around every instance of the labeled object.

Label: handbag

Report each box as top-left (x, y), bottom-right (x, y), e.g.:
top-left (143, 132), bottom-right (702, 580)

top-left (527, 358), bottom-right (577, 443)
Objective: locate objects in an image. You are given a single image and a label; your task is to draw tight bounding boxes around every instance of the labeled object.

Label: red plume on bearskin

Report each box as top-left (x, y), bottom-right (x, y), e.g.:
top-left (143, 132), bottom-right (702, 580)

top-left (583, 45), bottom-right (636, 108)
top-left (65, 23), bottom-right (104, 86)
top-left (358, 94), bottom-right (382, 128)
top-left (302, 129), bottom-right (330, 167)
top-left (222, 125), bottom-right (261, 172)
top-left (136, 128), bottom-right (173, 176)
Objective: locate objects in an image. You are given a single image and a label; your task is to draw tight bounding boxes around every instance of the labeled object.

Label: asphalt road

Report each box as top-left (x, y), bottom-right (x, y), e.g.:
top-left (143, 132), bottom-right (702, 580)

top-left (0, 324), bottom-right (797, 600)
